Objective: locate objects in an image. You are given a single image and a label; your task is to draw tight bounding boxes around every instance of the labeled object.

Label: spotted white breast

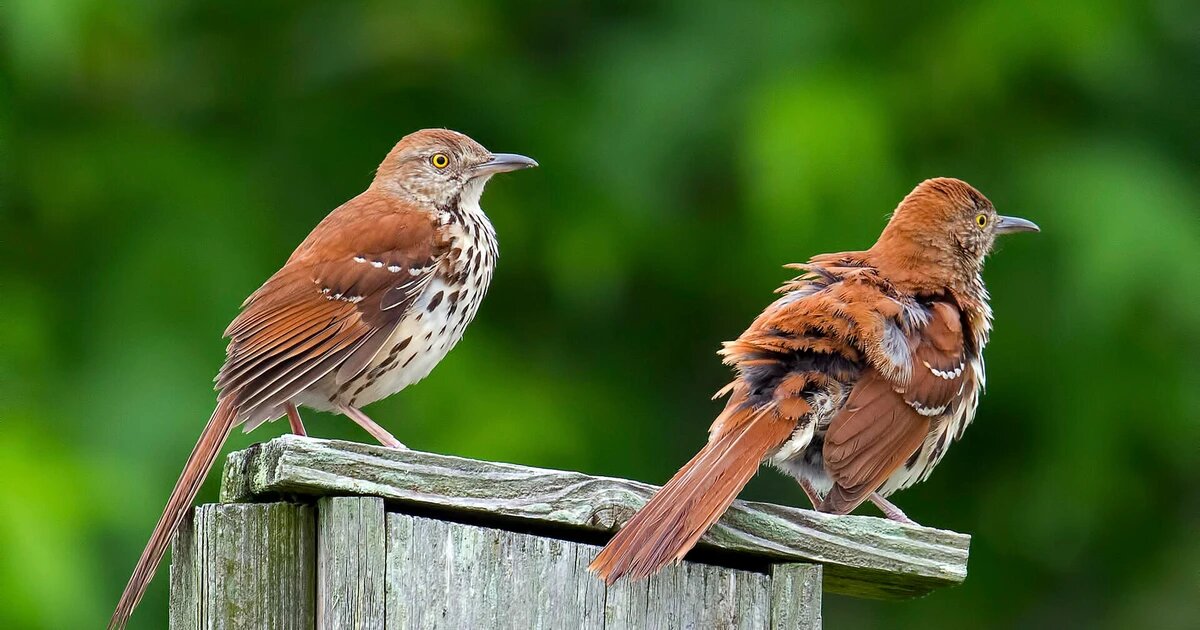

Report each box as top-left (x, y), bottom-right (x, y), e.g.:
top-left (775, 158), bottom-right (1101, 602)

top-left (298, 198), bottom-right (498, 412)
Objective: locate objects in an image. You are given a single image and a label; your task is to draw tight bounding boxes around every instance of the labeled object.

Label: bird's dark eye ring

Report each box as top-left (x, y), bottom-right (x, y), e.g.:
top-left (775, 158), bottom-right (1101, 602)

top-left (976, 213), bottom-right (988, 228)
top-left (431, 153), bottom-right (449, 169)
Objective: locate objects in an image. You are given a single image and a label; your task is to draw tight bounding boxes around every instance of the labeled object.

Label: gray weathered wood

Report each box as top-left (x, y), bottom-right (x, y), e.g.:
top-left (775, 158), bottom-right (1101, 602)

top-left (169, 510), bottom-right (198, 630)
top-left (384, 513), bottom-right (607, 629)
top-left (770, 563), bottom-right (822, 629)
top-left (189, 502), bottom-right (316, 629)
top-left (221, 435), bottom-right (969, 599)
top-left (384, 512), bottom-right (778, 629)
top-left (605, 558), bottom-right (772, 629)
top-left (318, 497), bottom-right (385, 630)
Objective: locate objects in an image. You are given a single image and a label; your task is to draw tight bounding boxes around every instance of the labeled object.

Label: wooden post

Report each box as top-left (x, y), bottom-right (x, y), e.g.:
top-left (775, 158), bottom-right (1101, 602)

top-left (770, 563), bottom-right (823, 629)
top-left (168, 508), bottom-right (198, 630)
top-left (171, 502), bottom-right (315, 629)
top-left (317, 497), bottom-right (386, 629)
top-left (168, 435), bottom-right (971, 628)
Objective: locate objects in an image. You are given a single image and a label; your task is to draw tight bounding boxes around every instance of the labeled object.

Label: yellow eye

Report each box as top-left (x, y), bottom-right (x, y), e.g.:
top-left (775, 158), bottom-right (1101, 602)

top-left (976, 213), bottom-right (988, 229)
top-left (431, 153), bottom-right (449, 169)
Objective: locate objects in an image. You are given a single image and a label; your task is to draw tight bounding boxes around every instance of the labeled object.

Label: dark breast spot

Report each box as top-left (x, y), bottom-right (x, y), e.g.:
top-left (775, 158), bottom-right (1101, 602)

top-left (427, 291), bottom-right (444, 311)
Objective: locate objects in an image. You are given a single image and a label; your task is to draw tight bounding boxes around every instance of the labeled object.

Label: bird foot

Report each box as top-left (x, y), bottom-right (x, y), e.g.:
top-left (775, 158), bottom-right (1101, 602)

top-left (339, 405), bottom-right (408, 450)
top-left (381, 437), bottom-right (409, 450)
top-left (869, 492), bottom-right (918, 525)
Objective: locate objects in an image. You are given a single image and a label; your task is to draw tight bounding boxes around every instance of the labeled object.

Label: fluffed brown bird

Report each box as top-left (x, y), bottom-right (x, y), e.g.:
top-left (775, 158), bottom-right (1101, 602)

top-left (109, 129), bottom-right (536, 628)
top-left (589, 178), bottom-right (1038, 583)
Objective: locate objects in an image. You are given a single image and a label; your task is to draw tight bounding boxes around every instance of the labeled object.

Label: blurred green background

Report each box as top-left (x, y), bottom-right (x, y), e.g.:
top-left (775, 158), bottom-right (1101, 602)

top-left (2, 0), bottom-right (1198, 627)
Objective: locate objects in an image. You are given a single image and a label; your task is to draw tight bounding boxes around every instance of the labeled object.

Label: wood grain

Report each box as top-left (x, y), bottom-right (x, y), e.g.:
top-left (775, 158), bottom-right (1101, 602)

top-left (384, 512), bottom-right (776, 629)
top-left (182, 502), bottom-right (316, 629)
top-left (770, 563), bottom-right (822, 629)
top-left (318, 497), bottom-right (385, 630)
top-left (168, 509), bottom-right (198, 630)
top-left (220, 435), bottom-right (969, 599)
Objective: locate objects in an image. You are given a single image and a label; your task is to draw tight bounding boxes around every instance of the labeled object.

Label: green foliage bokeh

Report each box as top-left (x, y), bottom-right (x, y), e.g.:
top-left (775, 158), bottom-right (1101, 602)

top-left (1, 1), bottom-right (1197, 628)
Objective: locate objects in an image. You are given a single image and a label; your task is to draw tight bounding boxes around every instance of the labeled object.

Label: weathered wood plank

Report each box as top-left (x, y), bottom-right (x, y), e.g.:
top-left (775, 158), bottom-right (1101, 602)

top-left (770, 563), bottom-right (822, 629)
top-left (193, 502), bottom-right (315, 629)
top-left (382, 512), bottom-right (414, 627)
top-left (385, 514), bottom-right (607, 629)
top-left (169, 509), bottom-right (198, 630)
top-left (221, 436), bottom-right (969, 599)
top-left (606, 559), bottom-right (771, 629)
top-left (318, 497), bottom-right (385, 630)
top-left (383, 512), bottom-right (770, 629)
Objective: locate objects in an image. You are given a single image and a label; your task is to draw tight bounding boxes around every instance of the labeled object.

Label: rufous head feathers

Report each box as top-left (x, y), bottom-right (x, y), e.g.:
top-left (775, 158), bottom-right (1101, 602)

top-left (871, 178), bottom-right (1038, 289)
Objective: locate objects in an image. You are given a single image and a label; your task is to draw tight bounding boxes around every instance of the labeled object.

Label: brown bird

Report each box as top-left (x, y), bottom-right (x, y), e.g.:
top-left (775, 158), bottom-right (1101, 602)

top-left (109, 129), bottom-right (536, 628)
top-left (589, 178), bottom-right (1038, 583)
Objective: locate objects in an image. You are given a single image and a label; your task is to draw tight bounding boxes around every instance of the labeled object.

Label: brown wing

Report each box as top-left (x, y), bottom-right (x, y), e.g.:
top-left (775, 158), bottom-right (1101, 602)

top-left (819, 369), bottom-right (930, 513)
top-left (902, 300), bottom-right (967, 416)
top-left (819, 299), bottom-right (968, 513)
top-left (216, 192), bottom-right (443, 427)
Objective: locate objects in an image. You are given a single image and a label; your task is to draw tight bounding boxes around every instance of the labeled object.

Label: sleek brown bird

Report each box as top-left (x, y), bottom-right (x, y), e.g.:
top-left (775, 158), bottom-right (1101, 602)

top-left (109, 129), bottom-right (536, 628)
top-left (590, 178), bottom-right (1037, 583)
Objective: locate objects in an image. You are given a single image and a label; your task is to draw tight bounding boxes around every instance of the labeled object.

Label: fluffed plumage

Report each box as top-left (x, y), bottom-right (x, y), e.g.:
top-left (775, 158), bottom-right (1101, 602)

top-left (590, 177), bottom-right (1037, 583)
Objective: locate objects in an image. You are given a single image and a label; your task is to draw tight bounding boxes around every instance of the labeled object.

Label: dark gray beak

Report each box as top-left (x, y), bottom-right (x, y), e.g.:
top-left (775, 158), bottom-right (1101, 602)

top-left (994, 215), bottom-right (1040, 234)
top-left (473, 153), bottom-right (538, 176)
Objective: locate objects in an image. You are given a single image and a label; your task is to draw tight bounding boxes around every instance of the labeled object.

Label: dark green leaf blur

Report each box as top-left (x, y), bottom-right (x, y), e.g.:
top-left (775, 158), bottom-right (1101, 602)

top-left (2, 1), bottom-right (1197, 628)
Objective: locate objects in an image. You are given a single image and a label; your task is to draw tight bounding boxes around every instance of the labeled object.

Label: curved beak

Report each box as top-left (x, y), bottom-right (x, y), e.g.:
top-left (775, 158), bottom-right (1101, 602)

top-left (995, 215), bottom-right (1040, 235)
top-left (473, 153), bottom-right (538, 176)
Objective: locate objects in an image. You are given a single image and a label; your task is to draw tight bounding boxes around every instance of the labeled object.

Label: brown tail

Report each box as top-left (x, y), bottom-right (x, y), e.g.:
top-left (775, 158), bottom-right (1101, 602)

top-left (588, 407), bottom-right (794, 583)
top-left (109, 397), bottom-right (238, 629)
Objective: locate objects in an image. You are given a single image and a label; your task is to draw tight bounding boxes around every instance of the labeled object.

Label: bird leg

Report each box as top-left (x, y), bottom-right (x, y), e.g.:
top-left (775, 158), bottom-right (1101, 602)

top-left (338, 405), bottom-right (407, 449)
top-left (869, 492), bottom-right (917, 525)
top-left (285, 402), bottom-right (307, 436)
top-left (797, 478), bottom-right (822, 509)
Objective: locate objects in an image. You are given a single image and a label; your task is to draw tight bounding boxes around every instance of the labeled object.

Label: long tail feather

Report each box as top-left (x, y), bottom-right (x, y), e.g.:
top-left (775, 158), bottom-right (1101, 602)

top-left (589, 407), bottom-right (793, 583)
top-left (109, 397), bottom-right (238, 629)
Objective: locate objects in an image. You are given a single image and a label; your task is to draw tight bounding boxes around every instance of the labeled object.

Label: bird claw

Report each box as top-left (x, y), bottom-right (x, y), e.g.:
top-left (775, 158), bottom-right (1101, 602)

top-left (869, 492), bottom-right (918, 525)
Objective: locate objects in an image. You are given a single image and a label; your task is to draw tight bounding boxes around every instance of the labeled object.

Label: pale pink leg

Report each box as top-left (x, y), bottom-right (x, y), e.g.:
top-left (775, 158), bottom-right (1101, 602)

top-left (870, 492), bottom-right (917, 525)
top-left (285, 403), bottom-right (307, 436)
top-left (798, 479), bottom-right (821, 510)
top-left (339, 405), bottom-right (407, 449)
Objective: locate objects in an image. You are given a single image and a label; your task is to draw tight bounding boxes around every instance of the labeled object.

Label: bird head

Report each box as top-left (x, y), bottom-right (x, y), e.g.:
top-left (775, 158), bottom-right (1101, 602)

top-left (871, 178), bottom-right (1038, 288)
top-left (373, 129), bottom-right (537, 208)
